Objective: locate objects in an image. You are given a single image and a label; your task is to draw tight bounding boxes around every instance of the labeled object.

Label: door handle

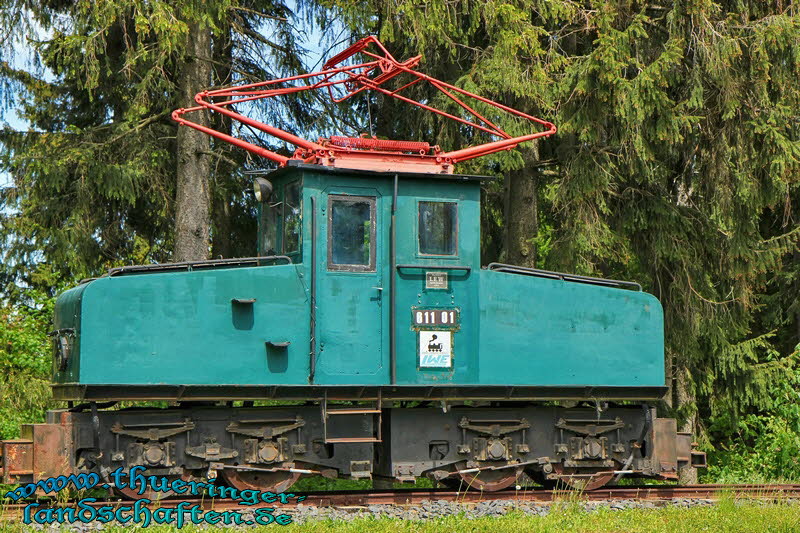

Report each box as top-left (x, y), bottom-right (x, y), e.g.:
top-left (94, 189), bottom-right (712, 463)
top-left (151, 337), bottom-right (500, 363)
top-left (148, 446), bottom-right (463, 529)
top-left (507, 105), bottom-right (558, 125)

top-left (372, 286), bottom-right (384, 291)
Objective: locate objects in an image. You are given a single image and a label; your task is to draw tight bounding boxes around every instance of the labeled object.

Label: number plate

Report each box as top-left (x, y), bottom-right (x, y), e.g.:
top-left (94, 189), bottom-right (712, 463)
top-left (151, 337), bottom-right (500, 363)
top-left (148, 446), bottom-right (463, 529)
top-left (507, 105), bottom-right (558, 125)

top-left (412, 308), bottom-right (459, 327)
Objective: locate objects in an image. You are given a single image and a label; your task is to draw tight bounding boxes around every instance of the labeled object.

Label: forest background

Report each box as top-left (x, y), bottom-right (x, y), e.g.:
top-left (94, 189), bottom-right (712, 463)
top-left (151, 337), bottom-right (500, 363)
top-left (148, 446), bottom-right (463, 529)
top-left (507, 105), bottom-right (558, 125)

top-left (0, 0), bottom-right (798, 484)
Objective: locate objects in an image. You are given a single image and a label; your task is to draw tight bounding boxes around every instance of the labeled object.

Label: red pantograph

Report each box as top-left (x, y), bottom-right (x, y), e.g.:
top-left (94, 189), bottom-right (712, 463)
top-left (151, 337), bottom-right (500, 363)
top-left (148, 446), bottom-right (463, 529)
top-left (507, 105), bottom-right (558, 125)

top-left (172, 36), bottom-right (556, 174)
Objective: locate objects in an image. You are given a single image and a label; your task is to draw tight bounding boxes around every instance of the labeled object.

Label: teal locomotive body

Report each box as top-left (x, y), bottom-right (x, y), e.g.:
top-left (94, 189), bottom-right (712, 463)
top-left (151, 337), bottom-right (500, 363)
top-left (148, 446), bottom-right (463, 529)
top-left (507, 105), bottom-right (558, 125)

top-left (3, 164), bottom-right (703, 493)
top-left (52, 164), bottom-right (664, 391)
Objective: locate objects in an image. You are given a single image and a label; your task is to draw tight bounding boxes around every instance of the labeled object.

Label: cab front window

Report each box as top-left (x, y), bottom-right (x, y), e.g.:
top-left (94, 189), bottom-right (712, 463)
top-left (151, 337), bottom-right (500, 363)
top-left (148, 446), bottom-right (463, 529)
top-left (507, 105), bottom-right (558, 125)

top-left (328, 195), bottom-right (376, 271)
top-left (418, 201), bottom-right (457, 256)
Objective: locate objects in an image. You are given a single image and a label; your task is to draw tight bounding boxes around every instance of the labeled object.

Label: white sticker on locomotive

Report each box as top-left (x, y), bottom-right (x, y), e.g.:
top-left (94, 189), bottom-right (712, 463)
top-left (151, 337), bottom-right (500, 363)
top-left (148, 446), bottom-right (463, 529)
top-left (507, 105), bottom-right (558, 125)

top-left (425, 271), bottom-right (448, 289)
top-left (419, 331), bottom-right (452, 368)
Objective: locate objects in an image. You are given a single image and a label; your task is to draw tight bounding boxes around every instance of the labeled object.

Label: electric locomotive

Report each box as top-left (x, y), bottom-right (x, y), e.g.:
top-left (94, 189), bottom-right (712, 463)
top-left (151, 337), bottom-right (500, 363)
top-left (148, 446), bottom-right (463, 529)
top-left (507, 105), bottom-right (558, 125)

top-left (0, 37), bottom-right (705, 494)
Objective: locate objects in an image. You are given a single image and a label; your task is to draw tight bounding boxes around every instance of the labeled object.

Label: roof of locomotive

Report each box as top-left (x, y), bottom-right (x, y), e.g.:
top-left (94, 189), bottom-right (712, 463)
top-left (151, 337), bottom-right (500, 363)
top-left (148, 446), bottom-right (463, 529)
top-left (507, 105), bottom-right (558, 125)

top-left (257, 161), bottom-right (494, 183)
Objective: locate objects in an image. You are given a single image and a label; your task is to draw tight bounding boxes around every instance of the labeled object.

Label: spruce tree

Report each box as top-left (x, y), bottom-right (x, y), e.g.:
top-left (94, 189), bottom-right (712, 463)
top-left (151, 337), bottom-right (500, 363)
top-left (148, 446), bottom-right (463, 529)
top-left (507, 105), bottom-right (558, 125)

top-left (0, 0), bottom-right (316, 288)
top-left (329, 0), bottom-right (800, 460)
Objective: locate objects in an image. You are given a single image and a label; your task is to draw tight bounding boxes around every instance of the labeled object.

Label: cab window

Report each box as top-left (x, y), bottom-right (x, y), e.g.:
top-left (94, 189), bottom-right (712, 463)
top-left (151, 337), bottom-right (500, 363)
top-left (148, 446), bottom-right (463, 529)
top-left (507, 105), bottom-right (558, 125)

top-left (328, 195), bottom-right (376, 271)
top-left (418, 201), bottom-right (457, 256)
top-left (282, 181), bottom-right (302, 254)
top-left (259, 202), bottom-right (278, 255)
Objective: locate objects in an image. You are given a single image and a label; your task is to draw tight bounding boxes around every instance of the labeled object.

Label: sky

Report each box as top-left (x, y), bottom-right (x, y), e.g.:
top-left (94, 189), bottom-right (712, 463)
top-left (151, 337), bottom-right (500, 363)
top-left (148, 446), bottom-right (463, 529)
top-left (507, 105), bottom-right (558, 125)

top-left (0, 5), bottom-right (357, 191)
top-left (1, 15), bottom-right (49, 190)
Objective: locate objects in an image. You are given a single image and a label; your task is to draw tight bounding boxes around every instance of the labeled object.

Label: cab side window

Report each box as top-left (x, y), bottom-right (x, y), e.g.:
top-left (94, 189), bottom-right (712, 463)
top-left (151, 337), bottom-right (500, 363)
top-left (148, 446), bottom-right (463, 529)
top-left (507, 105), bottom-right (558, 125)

top-left (259, 202), bottom-right (278, 255)
top-left (282, 181), bottom-right (302, 254)
top-left (328, 195), bottom-right (376, 271)
top-left (418, 201), bottom-right (457, 256)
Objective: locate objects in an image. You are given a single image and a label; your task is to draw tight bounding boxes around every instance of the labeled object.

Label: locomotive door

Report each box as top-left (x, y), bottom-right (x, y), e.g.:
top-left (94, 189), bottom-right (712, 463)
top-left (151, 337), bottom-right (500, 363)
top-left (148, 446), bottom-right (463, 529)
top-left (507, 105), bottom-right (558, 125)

top-left (315, 187), bottom-right (388, 384)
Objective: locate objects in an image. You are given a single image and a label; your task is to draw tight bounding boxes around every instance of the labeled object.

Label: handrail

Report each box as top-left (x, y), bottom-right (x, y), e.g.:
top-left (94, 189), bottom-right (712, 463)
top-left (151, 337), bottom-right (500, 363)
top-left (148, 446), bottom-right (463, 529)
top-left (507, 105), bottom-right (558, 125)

top-left (396, 264), bottom-right (471, 272)
top-left (487, 263), bottom-right (641, 291)
top-left (108, 255), bottom-right (292, 276)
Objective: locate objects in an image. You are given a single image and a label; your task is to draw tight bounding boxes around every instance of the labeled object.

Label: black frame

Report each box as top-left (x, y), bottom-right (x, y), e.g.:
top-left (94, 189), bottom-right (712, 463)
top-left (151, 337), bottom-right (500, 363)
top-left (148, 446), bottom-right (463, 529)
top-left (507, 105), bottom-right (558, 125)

top-left (281, 180), bottom-right (302, 255)
top-left (327, 194), bottom-right (377, 272)
top-left (417, 200), bottom-right (458, 257)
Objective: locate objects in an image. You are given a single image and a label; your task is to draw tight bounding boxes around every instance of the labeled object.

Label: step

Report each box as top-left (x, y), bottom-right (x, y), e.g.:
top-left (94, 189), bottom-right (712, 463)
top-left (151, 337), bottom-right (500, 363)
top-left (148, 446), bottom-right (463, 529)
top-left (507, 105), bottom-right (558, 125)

top-left (324, 437), bottom-right (382, 444)
top-left (326, 408), bottom-right (382, 415)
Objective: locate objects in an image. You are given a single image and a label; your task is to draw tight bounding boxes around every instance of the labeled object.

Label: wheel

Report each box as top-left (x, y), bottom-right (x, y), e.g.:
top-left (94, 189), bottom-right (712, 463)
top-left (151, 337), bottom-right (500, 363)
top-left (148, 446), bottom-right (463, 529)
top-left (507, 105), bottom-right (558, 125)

top-left (219, 464), bottom-right (301, 493)
top-left (548, 464), bottom-right (615, 491)
top-left (455, 462), bottom-right (524, 492)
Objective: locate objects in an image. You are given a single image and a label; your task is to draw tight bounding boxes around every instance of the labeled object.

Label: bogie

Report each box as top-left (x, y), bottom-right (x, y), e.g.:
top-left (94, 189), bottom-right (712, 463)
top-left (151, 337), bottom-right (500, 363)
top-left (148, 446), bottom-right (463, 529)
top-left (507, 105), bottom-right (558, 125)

top-left (3, 402), bottom-right (700, 493)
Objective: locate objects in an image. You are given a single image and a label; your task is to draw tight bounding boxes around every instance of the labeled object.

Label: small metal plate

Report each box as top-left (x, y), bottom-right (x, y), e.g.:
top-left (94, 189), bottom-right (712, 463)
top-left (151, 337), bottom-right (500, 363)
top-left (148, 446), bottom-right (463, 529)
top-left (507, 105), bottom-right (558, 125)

top-left (425, 271), bottom-right (448, 290)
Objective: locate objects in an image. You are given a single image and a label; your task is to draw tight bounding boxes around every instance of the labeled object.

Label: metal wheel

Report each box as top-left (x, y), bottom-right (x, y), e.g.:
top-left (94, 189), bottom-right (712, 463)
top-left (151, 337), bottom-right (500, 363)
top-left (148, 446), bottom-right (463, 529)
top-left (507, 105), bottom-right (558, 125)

top-left (220, 464), bottom-right (301, 493)
top-left (455, 462), bottom-right (524, 492)
top-left (548, 464), bottom-right (615, 491)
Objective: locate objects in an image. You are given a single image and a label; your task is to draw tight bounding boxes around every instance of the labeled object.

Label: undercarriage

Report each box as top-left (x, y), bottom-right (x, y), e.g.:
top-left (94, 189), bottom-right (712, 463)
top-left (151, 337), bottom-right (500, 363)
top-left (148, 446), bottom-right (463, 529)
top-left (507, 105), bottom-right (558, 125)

top-left (1, 401), bottom-right (705, 494)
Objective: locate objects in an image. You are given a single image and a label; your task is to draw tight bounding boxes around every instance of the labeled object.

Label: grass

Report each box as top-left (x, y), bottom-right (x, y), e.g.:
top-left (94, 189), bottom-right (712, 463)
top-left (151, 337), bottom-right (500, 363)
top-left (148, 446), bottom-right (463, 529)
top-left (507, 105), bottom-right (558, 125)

top-left (282, 502), bottom-right (800, 532)
top-left (291, 502), bottom-right (800, 532)
top-left (292, 476), bottom-right (435, 492)
top-left (2, 495), bottom-right (800, 532)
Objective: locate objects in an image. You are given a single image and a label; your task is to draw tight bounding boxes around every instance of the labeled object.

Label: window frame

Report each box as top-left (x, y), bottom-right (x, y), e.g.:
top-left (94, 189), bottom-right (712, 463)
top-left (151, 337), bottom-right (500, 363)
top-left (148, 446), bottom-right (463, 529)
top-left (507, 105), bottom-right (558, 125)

top-left (258, 201), bottom-right (279, 256)
top-left (327, 194), bottom-right (377, 272)
top-left (281, 180), bottom-right (303, 255)
top-left (416, 199), bottom-right (459, 258)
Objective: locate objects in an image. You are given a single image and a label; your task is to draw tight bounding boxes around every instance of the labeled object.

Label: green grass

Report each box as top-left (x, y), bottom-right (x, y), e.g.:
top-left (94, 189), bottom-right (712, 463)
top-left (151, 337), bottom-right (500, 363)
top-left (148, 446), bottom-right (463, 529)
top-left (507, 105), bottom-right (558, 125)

top-left (286, 502), bottom-right (800, 533)
top-left (284, 503), bottom-right (800, 533)
top-left (292, 476), bottom-right (435, 492)
top-left (2, 497), bottom-right (800, 532)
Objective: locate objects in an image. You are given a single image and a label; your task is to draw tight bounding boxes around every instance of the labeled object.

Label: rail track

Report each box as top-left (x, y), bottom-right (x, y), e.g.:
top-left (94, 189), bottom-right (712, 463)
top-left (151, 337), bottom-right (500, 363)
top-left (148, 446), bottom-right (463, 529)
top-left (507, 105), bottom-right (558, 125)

top-left (3, 484), bottom-right (800, 521)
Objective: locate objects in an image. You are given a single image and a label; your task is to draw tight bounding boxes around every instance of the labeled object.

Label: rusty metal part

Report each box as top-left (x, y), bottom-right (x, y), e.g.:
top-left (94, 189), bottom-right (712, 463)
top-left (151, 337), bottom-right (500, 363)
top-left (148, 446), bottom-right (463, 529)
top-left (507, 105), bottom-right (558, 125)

top-left (458, 416), bottom-right (530, 437)
top-left (110, 418), bottom-right (195, 440)
top-left (185, 440), bottom-right (239, 461)
top-left (1, 423), bottom-right (70, 485)
top-left (431, 460), bottom-right (528, 492)
top-left (0, 440), bottom-right (33, 484)
top-left (555, 417), bottom-right (625, 437)
top-left (226, 417), bottom-right (305, 439)
top-left (350, 460), bottom-right (372, 479)
top-left (548, 464), bottom-right (616, 491)
top-left (652, 417), bottom-right (681, 478)
top-left (677, 430), bottom-right (707, 468)
top-left (326, 136), bottom-right (432, 153)
top-left (457, 463), bottom-right (523, 492)
top-left (219, 463), bottom-right (302, 493)
top-left (127, 440), bottom-right (177, 467)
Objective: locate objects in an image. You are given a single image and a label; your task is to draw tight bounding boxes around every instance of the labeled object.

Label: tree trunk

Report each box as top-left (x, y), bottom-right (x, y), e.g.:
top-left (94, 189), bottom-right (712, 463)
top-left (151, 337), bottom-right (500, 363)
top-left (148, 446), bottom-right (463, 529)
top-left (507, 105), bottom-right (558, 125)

top-left (675, 364), bottom-right (698, 484)
top-left (174, 22), bottom-right (212, 262)
top-left (504, 147), bottom-right (539, 268)
top-left (211, 23), bottom-right (233, 259)
top-left (211, 192), bottom-right (232, 259)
